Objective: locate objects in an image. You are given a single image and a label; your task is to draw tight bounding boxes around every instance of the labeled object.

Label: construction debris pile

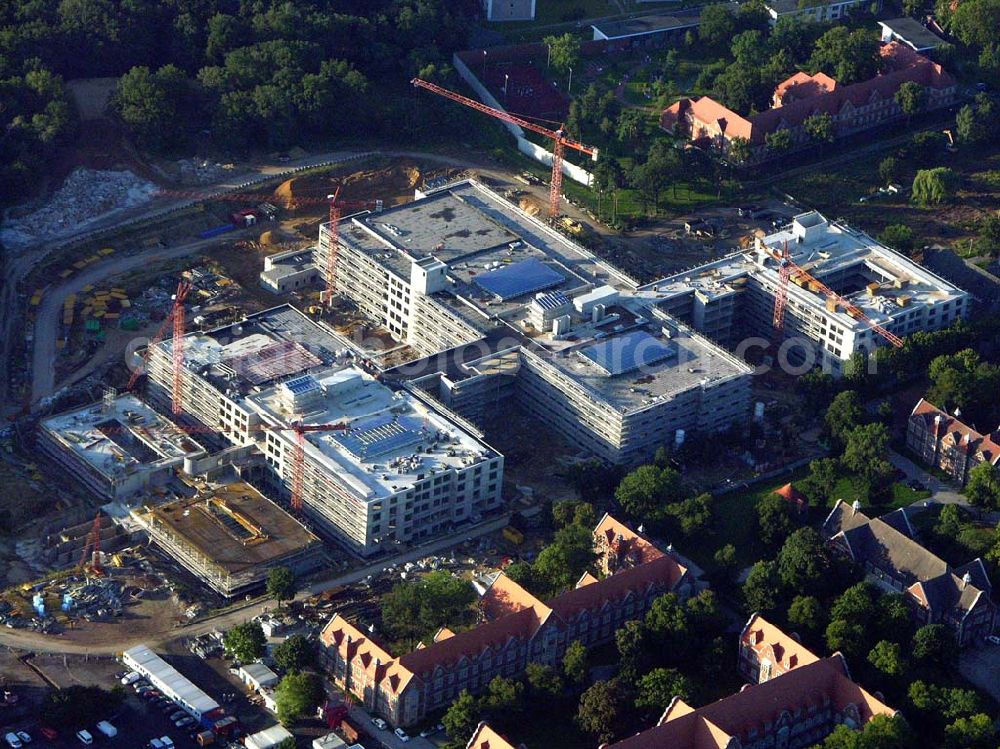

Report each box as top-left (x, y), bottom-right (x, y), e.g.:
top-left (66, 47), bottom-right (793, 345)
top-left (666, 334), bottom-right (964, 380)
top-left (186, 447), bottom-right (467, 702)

top-left (172, 158), bottom-right (233, 185)
top-left (1, 168), bottom-right (158, 250)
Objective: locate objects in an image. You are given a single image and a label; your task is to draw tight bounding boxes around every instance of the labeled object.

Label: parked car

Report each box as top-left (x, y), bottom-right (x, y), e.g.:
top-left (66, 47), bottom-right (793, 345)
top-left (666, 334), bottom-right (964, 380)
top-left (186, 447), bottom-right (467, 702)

top-left (160, 704), bottom-right (177, 715)
top-left (169, 712), bottom-right (188, 722)
top-left (39, 729), bottom-right (57, 742)
top-left (158, 737), bottom-right (174, 749)
top-left (149, 740), bottom-right (164, 749)
top-left (393, 728), bottom-right (410, 743)
top-left (987, 635), bottom-right (1000, 645)
top-left (370, 718), bottom-right (387, 731)
top-left (120, 672), bottom-right (141, 686)
top-left (15, 732), bottom-right (30, 744)
top-left (4, 733), bottom-right (22, 749)
top-left (175, 719), bottom-right (195, 729)
top-left (96, 722), bottom-right (117, 739)
top-left (76, 731), bottom-right (93, 746)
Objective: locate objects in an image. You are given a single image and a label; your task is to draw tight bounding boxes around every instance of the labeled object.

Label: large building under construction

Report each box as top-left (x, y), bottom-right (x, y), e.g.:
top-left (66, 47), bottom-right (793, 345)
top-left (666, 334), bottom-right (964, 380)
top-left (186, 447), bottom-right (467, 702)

top-left (640, 211), bottom-right (969, 371)
top-left (316, 179), bottom-right (754, 465)
top-left (145, 305), bottom-right (504, 557)
top-left (134, 481), bottom-right (324, 597)
top-left (38, 393), bottom-right (207, 501)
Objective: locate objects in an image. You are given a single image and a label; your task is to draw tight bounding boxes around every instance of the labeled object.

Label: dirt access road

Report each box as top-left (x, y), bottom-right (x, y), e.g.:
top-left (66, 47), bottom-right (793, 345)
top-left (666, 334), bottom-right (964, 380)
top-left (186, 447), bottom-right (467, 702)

top-left (0, 514), bottom-right (509, 656)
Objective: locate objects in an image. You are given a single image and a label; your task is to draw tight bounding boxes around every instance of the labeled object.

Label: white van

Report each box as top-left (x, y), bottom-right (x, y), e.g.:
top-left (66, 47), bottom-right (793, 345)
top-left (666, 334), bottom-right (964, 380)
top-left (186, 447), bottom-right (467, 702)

top-left (76, 731), bottom-right (93, 746)
top-left (149, 740), bottom-right (164, 749)
top-left (120, 672), bottom-right (142, 686)
top-left (159, 737), bottom-right (174, 749)
top-left (96, 722), bottom-right (117, 739)
top-left (4, 733), bottom-right (22, 749)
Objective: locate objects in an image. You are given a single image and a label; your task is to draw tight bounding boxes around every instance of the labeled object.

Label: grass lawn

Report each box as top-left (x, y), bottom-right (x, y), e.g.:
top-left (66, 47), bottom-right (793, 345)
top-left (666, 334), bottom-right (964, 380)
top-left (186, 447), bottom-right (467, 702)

top-left (830, 475), bottom-right (931, 512)
top-left (684, 467), bottom-right (811, 574)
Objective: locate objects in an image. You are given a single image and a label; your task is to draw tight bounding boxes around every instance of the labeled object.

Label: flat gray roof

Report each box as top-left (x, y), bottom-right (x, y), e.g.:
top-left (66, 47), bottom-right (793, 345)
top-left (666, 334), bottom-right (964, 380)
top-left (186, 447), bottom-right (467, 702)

top-left (593, 13), bottom-right (699, 39)
top-left (879, 18), bottom-right (944, 49)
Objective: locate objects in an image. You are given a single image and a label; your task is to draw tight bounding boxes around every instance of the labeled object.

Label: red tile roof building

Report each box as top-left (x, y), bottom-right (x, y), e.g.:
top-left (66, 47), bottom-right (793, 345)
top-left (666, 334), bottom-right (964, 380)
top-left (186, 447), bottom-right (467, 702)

top-left (906, 398), bottom-right (1000, 484)
top-left (466, 722), bottom-right (521, 749)
top-left (603, 655), bottom-right (896, 749)
top-left (319, 514), bottom-right (692, 728)
top-left (660, 43), bottom-right (956, 159)
top-left (738, 614), bottom-right (820, 684)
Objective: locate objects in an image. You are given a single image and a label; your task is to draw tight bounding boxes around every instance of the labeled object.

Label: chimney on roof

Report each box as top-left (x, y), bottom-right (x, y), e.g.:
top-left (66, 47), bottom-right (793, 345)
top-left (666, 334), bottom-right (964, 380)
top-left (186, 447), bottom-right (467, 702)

top-left (637, 523), bottom-right (645, 534)
top-left (955, 406), bottom-right (962, 418)
top-left (851, 499), bottom-right (861, 514)
top-left (962, 571), bottom-right (972, 588)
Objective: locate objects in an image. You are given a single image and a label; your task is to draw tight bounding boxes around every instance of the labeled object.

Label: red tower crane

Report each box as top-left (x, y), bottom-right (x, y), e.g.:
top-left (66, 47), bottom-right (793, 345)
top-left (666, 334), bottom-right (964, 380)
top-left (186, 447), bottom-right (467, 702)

top-left (764, 243), bottom-right (904, 348)
top-left (411, 77), bottom-right (598, 218)
top-left (78, 512), bottom-right (104, 575)
top-left (126, 280), bottom-right (194, 394)
top-left (171, 281), bottom-right (193, 415)
top-left (290, 421), bottom-right (348, 512)
top-left (320, 186), bottom-right (379, 306)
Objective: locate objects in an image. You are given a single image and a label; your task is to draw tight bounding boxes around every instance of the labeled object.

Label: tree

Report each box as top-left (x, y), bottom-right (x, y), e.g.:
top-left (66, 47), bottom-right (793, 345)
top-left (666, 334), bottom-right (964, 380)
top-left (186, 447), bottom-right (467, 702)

top-left (534, 523), bottom-right (597, 594)
top-left (645, 593), bottom-right (689, 651)
top-left (867, 640), bottom-right (905, 676)
top-left (777, 528), bottom-right (828, 592)
top-left (878, 156), bottom-right (901, 185)
top-left (945, 713), bottom-right (996, 749)
top-left (224, 621), bottom-right (267, 663)
top-left (911, 623), bottom-right (955, 668)
top-left (927, 349), bottom-right (1000, 424)
top-left (743, 560), bottom-right (783, 613)
top-left (442, 690), bottom-right (480, 746)
top-left (267, 566), bottom-right (297, 607)
top-left (912, 167), bottom-right (957, 205)
top-left (727, 136), bottom-right (752, 163)
top-left (980, 214), bottom-right (1000, 255)
top-left (765, 129), bottom-right (794, 154)
top-left (615, 465), bottom-right (682, 520)
top-left (825, 391), bottom-right (865, 447)
top-left (955, 95), bottom-right (999, 145)
top-left (275, 737), bottom-right (296, 749)
top-left (756, 493), bottom-right (798, 550)
top-left (553, 500), bottom-right (597, 529)
top-left (965, 461), bottom-right (1000, 509)
top-left (685, 590), bottom-right (724, 636)
top-left (274, 672), bottom-right (323, 725)
top-left (381, 571), bottom-right (476, 642)
top-left (831, 582), bottom-right (879, 628)
top-left (563, 640), bottom-right (589, 685)
top-left (895, 81), bottom-right (926, 120)
top-left (543, 33), bottom-right (580, 74)
top-left (809, 27), bottom-right (881, 84)
top-left (799, 457), bottom-right (840, 506)
top-left (875, 594), bottom-right (912, 642)
top-left (615, 619), bottom-right (647, 683)
top-left (713, 544), bottom-right (738, 580)
top-left (699, 3), bottom-right (737, 47)
top-left (804, 112), bottom-right (835, 144)
top-left (635, 668), bottom-right (691, 713)
top-left (878, 224), bottom-right (914, 251)
top-left (666, 493), bottom-right (714, 538)
top-left (525, 663), bottom-right (563, 700)
top-left (842, 423), bottom-right (893, 489)
top-left (825, 618), bottom-right (866, 657)
top-left (788, 595), bottom-right (823, 635)
top-left (576, 679), bottom-right (626, 744)
top-left (860, 714), bottom-right (915, 749)
top-left (483, 676), bottom-right (524, 714)
top-left (273, 634), bottom-right (314, 673)
top-left (111, 64), bottom-right (193, 151)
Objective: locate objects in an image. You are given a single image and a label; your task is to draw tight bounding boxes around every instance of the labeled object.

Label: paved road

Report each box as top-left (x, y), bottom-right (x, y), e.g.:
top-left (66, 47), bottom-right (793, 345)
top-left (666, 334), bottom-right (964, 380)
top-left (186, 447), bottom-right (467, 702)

top-left (0, 514), bottom-right (509, 656)
top-left (887, 449), bottom-right (966, 507)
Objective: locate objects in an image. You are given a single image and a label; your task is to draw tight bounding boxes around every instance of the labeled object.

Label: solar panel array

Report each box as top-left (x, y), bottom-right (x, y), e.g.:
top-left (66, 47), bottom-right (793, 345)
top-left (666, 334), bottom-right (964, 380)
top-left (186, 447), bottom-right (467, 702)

top-left (333, 415), bottom-right (423, 459)
top-left (474, 258), bottom-right (564, 300)
top-left (283, 374), bottom-right (320, 395)
top-left (534, 290), bottom-right (571, 311)
top-left (579, 330), bottom-right (676, 376)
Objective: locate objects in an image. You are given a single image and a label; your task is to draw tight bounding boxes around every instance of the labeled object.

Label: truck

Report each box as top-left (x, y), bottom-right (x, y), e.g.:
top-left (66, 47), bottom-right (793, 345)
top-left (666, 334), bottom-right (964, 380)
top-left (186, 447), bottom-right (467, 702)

top-left (96, 722), bottom-right (117, 739)
top-left (195, 731), bottom-right (215, 746)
